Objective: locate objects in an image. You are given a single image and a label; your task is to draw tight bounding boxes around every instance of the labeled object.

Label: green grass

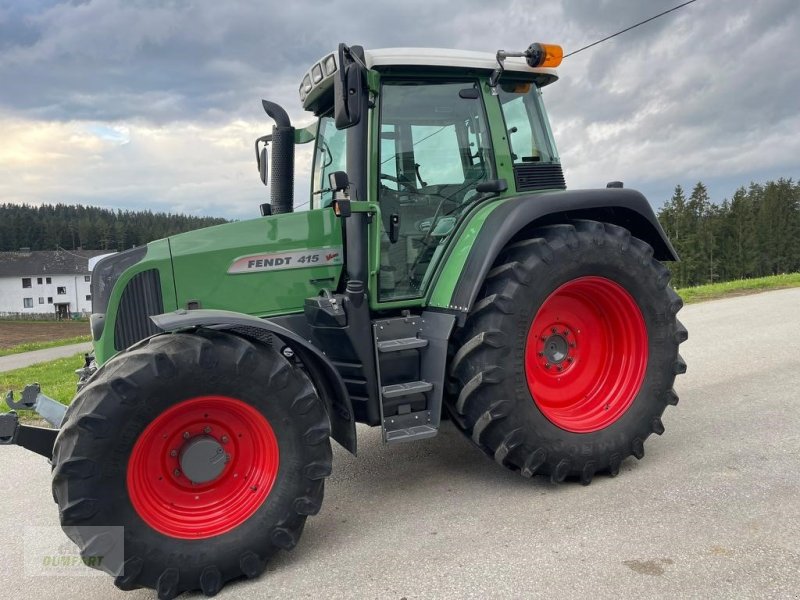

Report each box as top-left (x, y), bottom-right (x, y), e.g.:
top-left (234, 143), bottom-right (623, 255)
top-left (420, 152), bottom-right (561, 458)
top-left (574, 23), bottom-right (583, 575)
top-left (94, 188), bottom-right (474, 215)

top-left (0, 336), bottom-right (91, 357)
top-left (0, 353), bottom-right (84, 417)
top-left (676, 273), bottom-right (800, 304)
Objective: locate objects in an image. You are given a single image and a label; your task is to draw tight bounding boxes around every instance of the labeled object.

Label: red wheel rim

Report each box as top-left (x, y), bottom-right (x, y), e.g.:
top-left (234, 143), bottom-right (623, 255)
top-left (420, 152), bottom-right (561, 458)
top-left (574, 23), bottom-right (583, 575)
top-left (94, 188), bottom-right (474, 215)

top-left (127, 395), bottom-right (279, 539)
top-left (525, 276), bottom-right (648, 433)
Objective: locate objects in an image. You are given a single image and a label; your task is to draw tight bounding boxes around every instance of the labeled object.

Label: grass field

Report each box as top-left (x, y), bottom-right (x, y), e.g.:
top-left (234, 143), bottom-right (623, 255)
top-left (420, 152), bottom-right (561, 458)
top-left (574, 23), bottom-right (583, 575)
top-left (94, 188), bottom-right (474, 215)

top-left (676, 272), bottom-right (800, 304)
top-left (0, 336), bottom-right (91, 357)
top-left (0, 320), bottom-right (89, 353)
top-left (0, 352), bottom-right (84, 416)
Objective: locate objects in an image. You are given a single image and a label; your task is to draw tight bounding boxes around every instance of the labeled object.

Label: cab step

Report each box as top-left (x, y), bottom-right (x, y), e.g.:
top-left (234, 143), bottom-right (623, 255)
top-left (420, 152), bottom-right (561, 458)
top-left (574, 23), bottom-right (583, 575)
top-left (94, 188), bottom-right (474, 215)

top-left (384, 422), bottom-right (438, 443)
top-left (381, 380), bottom-right (433, 399)
top-left (377, 337), bottom-right (429, 353)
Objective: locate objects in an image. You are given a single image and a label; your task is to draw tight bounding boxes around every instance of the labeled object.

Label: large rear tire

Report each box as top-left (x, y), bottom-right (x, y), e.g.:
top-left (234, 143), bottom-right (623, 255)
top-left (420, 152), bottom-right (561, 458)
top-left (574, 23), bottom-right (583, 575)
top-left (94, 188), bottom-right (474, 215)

top-left (52, 329), bottom-right (332, 598)
top-left (447, 220), bottom-right (687, 484)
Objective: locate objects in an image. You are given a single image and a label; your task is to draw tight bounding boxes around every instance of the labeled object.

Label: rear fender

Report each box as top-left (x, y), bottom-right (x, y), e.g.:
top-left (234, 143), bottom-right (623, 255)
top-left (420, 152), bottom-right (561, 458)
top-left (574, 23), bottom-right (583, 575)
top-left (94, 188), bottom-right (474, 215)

top-left (430, 188), bottom-right (677, 322)
top-left (151, 309), bottom-right (356, 455)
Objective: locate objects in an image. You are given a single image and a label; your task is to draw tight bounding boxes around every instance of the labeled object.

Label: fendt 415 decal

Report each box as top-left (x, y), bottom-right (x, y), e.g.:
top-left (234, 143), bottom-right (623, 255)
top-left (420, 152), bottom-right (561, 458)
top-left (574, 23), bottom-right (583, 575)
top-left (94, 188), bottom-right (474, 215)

top-left (228, 247), bottom-right (343, 274)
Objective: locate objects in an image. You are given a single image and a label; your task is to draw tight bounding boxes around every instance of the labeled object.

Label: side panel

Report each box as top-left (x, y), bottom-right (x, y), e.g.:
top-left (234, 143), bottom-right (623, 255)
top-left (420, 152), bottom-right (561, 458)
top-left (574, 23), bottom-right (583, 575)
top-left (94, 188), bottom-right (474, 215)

top-left (170, 209), bottom-right (343, 316)
top-left (428, 188), bottom-right (678, 317)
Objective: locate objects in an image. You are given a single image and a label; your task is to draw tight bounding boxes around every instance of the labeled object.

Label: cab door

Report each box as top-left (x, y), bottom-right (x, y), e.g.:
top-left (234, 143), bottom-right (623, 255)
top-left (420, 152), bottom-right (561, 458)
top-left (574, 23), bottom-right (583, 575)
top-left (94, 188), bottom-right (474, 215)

top-left (373, 78), bottom-right (495, 304)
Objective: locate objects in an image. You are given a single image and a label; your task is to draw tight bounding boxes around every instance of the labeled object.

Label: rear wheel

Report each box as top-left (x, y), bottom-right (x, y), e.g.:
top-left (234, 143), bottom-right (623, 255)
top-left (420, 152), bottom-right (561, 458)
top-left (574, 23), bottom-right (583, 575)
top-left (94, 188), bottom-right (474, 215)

top-left (447, 221), bottom-right (687, 484)
top-left (52, 329), bottom-right (332, 598)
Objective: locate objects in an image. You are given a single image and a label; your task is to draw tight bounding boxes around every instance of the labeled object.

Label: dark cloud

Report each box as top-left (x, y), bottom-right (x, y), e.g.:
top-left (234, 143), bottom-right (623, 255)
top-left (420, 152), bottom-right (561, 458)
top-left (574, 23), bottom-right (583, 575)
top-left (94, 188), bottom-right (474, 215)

top-left (1, 0), bottom-right (798, 217)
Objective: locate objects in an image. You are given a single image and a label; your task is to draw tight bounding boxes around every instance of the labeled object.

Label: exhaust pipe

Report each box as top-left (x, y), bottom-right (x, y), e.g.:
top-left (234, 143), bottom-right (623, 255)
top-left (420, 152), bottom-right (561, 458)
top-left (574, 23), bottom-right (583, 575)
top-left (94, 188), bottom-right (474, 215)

top-left (262, 100), bottom-right (295, 214)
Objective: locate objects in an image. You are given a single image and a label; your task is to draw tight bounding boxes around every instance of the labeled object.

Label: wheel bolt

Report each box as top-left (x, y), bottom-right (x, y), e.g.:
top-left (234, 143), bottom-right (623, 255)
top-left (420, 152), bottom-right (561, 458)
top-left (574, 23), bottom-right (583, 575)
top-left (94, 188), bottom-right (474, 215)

top-left (221, 435), bottom-right (229, 444)
top-left (183, 431), bottom-right (190, 440)
top-left (169, 449), bottom-right (177, 457)
top-left (544, 363), bottom-right (551, 369)
top-left (567, 357), bottom-right (574, 363)
top-left (556, 365), bottom-right (563, 371)
top-left (537, 351), bottom-right (544, 357)
top-left (203, 426), bottom-right (211, 434)
top-left (569, 343), bottom-right (576, 348)
top-left (563, 330), bottom-right (569, 336)
top-left (551, 327), bottom-right (557, 334)
top-left (173, 469), bottom-right (181, 477)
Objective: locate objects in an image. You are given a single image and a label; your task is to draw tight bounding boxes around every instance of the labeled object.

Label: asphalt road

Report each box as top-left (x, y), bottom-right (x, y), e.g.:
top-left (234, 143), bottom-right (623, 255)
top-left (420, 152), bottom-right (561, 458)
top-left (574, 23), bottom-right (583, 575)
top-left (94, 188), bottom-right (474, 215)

top-left (1, 288), bottom-right (799, 599)
top-left (0, 342), bottom-right (93, 373)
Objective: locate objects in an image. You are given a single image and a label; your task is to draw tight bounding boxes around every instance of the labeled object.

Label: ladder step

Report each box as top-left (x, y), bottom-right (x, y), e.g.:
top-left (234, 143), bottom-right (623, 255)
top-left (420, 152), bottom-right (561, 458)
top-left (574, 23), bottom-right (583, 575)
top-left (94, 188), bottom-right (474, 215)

top-left (385, 424), bottom-right (438, 444)
top-left (381, 380), bottom-right (433, 399)
top-left (377, 337), bottom-right (429, 353)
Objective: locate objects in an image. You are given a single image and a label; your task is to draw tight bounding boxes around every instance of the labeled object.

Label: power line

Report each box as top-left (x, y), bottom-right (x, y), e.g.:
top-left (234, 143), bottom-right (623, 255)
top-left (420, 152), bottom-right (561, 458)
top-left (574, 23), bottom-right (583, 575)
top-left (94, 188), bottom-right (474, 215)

top-left (564, 0), bottom-right (698, 59)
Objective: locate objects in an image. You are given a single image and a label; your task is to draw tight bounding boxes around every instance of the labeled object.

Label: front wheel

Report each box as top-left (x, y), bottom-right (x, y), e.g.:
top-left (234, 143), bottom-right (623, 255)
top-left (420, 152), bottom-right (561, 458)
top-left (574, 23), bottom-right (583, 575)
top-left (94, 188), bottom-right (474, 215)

top-left (447, 221), bottom-right (687, 484)
top-left (52, 329), bottom-right (332, 598)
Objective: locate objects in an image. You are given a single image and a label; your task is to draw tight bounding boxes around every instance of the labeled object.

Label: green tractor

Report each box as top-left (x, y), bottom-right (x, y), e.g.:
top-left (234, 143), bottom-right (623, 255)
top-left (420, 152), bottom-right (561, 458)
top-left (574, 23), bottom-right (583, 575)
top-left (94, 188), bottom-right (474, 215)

top-left (1, 42), bottom-right (686, 598)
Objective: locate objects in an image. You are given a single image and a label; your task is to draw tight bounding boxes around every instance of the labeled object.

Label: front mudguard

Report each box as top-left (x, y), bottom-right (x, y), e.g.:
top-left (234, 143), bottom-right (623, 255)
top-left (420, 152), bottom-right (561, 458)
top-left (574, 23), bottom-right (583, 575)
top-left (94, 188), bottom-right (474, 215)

top-left (151, 309), bottom-right (357, 454)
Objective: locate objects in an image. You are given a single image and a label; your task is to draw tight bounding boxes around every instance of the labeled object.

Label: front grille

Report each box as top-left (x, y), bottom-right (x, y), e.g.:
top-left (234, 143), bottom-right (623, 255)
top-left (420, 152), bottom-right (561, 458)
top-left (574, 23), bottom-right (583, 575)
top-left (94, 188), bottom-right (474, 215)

top-left (514, 163), bottom-right (566, 192)
top-left (114, 269), bottom-right (163, 350)
top-left (91, 246), bottom-right (146, 314)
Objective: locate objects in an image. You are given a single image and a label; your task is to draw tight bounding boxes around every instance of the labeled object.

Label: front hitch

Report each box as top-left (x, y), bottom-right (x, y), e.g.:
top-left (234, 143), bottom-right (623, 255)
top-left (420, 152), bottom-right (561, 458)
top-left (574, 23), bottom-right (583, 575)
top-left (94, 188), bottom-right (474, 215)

top-left (0, 411), bottom-right (58, 459)
top-left (0, 383), bottom-right (68, 460)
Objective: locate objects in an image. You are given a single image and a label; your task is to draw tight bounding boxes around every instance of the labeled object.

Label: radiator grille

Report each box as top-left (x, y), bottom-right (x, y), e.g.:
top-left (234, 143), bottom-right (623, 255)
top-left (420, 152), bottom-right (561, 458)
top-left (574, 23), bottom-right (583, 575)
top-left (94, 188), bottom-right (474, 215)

top-left (514, 163), bottom-right (566, 192)
top-left (114, 269), bottom-right (163, 350)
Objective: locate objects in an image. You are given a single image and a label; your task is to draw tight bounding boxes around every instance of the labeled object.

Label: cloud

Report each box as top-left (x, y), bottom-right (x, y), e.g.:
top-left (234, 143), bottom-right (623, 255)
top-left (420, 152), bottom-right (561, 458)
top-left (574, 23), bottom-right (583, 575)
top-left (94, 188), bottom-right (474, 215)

top-left (0, 0), bottom-right (798, 218)
top-left (0, 112), bottom-right (314, 218)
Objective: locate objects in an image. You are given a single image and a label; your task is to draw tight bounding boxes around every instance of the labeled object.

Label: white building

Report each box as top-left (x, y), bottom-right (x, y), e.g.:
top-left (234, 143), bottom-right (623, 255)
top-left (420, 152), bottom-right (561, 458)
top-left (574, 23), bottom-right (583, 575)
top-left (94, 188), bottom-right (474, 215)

top-left (0, 249), bottom-right (111, 318)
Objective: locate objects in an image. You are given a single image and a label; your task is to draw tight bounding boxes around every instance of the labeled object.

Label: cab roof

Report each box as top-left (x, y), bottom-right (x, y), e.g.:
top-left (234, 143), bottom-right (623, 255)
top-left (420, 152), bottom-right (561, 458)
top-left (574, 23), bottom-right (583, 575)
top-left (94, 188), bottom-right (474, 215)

top-left (301, 47), bottom-right (559, 113)
top-left (365, 47), bottom-right (558, 82)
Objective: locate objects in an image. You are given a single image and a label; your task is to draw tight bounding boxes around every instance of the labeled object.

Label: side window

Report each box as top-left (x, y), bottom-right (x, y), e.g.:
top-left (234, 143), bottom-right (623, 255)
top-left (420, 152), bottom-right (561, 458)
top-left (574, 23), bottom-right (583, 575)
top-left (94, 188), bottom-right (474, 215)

top-left (501, 95), bottom-right (536, 163)
top-left (311, 115), bottom-right (347, 208)
top-left (498, 84), bottom-right (558, 164)
top-left (377, 80), bottom-right (494, 301)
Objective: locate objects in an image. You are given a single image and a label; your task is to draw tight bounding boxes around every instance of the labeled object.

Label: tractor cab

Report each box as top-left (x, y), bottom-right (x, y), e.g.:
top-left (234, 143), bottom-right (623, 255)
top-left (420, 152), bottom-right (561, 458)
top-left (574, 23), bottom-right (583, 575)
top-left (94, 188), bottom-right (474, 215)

top-left (258, 44), bottom-right (566, 309)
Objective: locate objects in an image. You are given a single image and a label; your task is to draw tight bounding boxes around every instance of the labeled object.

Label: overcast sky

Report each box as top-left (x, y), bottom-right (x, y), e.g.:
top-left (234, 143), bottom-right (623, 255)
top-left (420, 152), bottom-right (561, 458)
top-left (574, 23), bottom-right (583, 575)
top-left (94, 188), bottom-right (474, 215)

top-left (1, 0), bottom-right (798, 219)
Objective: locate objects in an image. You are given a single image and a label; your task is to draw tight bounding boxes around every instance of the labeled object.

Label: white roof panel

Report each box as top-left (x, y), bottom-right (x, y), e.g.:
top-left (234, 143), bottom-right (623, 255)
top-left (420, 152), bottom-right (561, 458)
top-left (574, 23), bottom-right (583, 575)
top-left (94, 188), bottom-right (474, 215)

top-left (364, 47), bottom-right (558, 80)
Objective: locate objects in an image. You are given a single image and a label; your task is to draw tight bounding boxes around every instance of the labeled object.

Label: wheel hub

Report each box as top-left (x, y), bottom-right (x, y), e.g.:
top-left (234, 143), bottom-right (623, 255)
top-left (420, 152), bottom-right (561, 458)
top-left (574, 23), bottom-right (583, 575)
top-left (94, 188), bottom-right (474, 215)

top-left (179, 436), bottom-right (228, 484)
top-left (542, 332), bottom-right (570, 366)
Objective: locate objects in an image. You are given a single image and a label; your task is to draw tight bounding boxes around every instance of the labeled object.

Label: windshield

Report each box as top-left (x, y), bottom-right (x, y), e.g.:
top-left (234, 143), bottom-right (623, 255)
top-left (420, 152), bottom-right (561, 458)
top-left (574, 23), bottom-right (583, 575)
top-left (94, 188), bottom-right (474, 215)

top-left (311, 115), bottom-right (347, 209)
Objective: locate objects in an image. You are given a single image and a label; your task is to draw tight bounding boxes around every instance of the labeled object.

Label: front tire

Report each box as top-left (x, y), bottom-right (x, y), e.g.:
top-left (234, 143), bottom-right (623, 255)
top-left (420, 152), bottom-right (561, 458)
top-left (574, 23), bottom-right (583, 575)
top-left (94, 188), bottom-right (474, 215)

top-left (447, 221), bottom-right (687, 484)
top-left (52, 329), bottom-right (332, 598)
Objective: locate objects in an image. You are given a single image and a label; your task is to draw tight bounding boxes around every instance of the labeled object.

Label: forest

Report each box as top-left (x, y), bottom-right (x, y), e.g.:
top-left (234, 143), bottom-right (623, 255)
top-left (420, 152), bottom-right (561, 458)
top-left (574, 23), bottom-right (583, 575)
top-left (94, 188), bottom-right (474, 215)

top-left (657, 178), bottom-right (799, 287)
top-left (0, 204), bottom-right (228, 252)
top-left (1, 177), bottom-right (798, 290)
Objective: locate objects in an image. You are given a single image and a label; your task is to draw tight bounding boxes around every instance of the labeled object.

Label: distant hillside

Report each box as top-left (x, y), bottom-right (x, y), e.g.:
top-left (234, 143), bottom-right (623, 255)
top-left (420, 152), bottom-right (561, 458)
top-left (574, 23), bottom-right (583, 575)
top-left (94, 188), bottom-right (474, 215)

top-left (0, 203), bottom-right (229, 251)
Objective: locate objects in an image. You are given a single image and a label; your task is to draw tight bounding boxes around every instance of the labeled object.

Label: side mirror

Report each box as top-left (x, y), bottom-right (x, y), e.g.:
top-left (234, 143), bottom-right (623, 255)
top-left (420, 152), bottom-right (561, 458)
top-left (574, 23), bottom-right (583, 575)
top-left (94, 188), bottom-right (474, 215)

top-left (334, 44), bottom-right (365, 130)
top-left (258, 146), bottom-right (268, 186)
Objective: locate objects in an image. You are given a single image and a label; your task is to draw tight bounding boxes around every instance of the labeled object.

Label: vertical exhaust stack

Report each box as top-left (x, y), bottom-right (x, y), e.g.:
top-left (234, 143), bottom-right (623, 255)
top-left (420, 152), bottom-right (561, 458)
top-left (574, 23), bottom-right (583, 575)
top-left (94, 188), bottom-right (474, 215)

top-left (262, 100), bottom-right (295, 214)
